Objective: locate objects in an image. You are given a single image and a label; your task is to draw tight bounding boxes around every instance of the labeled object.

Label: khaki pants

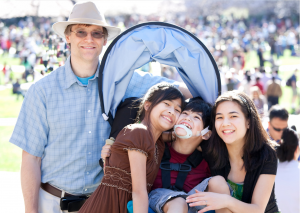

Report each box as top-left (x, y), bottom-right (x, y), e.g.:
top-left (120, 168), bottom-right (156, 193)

top-left (38, 188), bottom-right (78, 213)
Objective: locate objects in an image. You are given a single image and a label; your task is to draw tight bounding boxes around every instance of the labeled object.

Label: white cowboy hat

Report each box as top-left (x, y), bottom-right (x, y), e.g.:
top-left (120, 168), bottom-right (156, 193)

top-left (52, 1), bottom-right (121, 41)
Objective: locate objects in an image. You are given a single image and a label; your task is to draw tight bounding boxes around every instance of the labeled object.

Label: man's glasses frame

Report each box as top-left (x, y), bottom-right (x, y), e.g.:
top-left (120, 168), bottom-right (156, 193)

top-left (270, 123), bottom-right (288, 132)
top-left (70, 30), bottom-right (105, 39)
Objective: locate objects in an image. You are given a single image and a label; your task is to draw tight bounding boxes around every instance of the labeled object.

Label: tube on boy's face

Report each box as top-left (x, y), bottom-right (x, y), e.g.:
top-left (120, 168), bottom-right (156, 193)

top-left (174, 110), bottom-right (204, 139)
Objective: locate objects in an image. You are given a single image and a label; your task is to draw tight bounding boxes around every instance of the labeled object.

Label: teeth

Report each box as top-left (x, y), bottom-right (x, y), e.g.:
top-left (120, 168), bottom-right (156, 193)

top-left (163, 116), bottom-right (171, 122)
top-left (223, 130), bottom-right (234, 133)
top-left (182, 123), bottom-right (191, 129)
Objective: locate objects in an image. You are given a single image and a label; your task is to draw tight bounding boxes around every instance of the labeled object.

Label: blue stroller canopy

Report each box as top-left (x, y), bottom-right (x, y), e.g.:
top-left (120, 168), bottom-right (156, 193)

top-left (98, 22), bottom-right (221, 122)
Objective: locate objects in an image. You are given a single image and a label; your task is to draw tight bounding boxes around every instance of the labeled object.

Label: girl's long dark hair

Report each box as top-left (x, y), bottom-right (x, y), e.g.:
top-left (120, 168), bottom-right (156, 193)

top-left (207, 91), bottom-right (276, 172)
top-left (277, 128), bottom-right (299, 162)
top-left (136, 82), bottom-right (185, 127)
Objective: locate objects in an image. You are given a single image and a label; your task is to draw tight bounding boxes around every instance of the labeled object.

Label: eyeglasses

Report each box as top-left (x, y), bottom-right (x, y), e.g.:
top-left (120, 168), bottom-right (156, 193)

top-left (270, 123), bottom-right (288, 132)
top-left (71, 30), bottom-right (105, 39)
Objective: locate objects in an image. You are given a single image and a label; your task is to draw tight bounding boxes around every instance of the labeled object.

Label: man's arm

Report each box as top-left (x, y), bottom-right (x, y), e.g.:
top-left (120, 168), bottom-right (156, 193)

top-left (178, 82), bottom-right (193, 99)
top-left (21, 150), bottom-right (41, 213)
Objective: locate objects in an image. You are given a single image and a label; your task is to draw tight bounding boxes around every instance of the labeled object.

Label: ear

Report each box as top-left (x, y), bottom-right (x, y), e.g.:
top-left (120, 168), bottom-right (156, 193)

top-left (65, 34), bottom-right (71, 43)
top-left (268, 121), bottom-right (270, 128)
top-left (103, 39), bottom-right (107, 46)
top-left (144, 101), bottom-right (151, 111)
top-left (202, 130), bottom-right (212, 140)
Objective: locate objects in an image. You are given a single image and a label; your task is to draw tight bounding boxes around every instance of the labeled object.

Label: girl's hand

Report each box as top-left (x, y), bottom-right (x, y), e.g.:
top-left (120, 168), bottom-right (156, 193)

top-left (186, 189), bottom-right (230, 213)
top-left (101, 144), bottom-right (112, 159)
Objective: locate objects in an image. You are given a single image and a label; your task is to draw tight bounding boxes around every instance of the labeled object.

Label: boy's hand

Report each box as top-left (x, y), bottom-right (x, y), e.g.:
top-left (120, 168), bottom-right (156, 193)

top-left (101, 144), bottom-right (112, 159)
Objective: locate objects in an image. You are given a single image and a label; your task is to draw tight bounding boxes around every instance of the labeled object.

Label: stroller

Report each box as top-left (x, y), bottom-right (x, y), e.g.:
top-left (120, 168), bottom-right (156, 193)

top-left (98, 22), bottom-right (221, 213)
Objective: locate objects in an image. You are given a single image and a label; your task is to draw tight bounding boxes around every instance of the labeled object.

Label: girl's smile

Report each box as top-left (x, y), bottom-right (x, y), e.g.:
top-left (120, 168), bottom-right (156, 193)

top-left (215, 101), bottom-right (248, 145)
top-left (149, 98), bottom-right (182, 133)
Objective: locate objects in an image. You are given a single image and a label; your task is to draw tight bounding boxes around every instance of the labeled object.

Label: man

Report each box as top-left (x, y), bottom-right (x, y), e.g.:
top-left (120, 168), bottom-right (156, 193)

top-left (290, 69), bottom-right (298, 114)
top-left (273, 70), bottom-right (282, 82)
top-left (253, 77), bottom-right (264, 95)
top-left (12, 79), bottom-right (25, 100)
top-left (257, 47), bottom-right (264, 68)
top-left (259, 69), bottom-right (271, 92)
top-left (266, 76), bottom-right (282, 110)
top-left (10, 2), bottom-right (191, 213)
top-left (267, 105), bottom-right (289, 143)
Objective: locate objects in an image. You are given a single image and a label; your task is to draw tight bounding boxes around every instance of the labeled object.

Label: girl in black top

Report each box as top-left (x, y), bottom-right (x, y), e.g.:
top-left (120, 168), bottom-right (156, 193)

top-left (186, 91), bottom-right (279, 213)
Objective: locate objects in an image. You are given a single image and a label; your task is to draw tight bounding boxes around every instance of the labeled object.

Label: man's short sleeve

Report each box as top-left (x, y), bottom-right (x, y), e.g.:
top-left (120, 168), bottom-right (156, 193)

top-left (10, 84), bottom-right (48, 157)
top-left (123, 70), bottom-right (179, 101)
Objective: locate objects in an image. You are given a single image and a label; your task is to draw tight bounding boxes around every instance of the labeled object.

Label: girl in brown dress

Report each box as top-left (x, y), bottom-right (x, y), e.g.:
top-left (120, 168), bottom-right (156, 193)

top-left (79, 83), bottom-right (185, 213)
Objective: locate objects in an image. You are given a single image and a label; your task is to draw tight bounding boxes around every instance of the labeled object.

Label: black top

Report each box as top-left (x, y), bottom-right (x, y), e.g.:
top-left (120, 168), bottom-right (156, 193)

top-left (201, 141), bottom-right (279, 213)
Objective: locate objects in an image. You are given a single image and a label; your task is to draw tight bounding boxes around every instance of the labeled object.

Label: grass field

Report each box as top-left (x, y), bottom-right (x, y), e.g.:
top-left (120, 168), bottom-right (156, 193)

top-left (0, 56), bottom-right (21, 66)
top-left (0, 126), bottom-right (22, 172)
top-left (0, 89), bottom-right (23, 118)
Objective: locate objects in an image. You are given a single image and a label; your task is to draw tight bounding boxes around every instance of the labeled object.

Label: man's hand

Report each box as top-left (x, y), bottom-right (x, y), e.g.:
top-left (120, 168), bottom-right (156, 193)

top-left (178, 82), bottom-right (193, 99)
top-left (21, 150), bottom-right (41, 213)
top-left (101, 144), bottom-right (112, 159)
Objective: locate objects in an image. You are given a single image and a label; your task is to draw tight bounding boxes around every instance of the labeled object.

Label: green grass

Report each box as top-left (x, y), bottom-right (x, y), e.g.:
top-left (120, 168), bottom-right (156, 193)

top-left (244, 49), bottom-right (300, 72)
top-left (0, 55), bottom-right (21, 66)
top-left (0, 126), bottom-right (22, 172)
top-left (0, 89), bottom-right (23, 118)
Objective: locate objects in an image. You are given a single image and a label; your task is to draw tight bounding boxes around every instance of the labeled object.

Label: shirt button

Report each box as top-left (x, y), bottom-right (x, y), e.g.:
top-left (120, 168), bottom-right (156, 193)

top-left (87, 172), bottom-right (89, 174)
top-left (88, 89), bottom-right (90, 92)
top-left (88, 110), bottom-right (91, 113)
top-left (89, 131), bottom-right (91, 133)
top-left (85, 189), bottom-right (87, 191)
top-left (88, 152), bottom-right (91, 154)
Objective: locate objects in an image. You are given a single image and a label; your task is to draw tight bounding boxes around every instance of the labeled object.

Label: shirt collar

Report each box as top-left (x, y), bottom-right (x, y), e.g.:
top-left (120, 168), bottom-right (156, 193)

top-left (64, 56), bottom-right (100, 89)
top-left (266, 128), bottom-right (280, 143)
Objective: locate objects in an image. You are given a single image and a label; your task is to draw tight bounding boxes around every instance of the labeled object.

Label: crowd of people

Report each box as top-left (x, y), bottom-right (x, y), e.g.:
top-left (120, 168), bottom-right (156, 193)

top-left (1, 1), bottom-right (299, 213)
top-left (0, 9), bottom-right (299, 85)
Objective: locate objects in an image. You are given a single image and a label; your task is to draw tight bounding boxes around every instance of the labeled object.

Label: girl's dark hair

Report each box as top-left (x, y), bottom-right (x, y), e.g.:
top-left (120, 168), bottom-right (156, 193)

top-left (136, 82), bottom-right (185, 125)
top-left (207, 91), bottom-right (276, 171)
top-left (184, 97), bottom-right (212, 128)
top-left (277, 128), bottom-right (299, 162)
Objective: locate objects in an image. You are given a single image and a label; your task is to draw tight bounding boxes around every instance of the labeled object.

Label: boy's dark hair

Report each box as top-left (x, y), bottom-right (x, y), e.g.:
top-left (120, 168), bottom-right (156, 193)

top-left (269, 105), bottom-right (289, 121)
top-left (136, 82), bottom-right (185, 124)
top-left (277, 128), bottom-right (299, 162)
top-left (184, 97), bottom-right (212, 128)
top-left (207, 91), bottom-right (276, 172)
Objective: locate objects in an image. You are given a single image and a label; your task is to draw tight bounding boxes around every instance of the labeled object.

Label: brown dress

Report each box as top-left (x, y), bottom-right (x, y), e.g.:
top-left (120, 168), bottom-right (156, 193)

top-left (79, 124), bottom-right (165, 213)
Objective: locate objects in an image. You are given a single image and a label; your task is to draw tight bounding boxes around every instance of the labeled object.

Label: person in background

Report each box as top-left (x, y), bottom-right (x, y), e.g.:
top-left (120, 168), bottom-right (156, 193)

top-left (240, 74), bottom-right (252, 96)
top-left (290, 69), bottom-right (298, 114)
top-left (250, 86), bottom-right (264, 117)
top-left (260, 69), bottom-right (271, 92)
top-left (275, 128), bottom-right (300, 213)
top-left (257, 47), bottom-right (264, 68)
top-left (253, 77), bottom-right (264, 95)
top-left (12, 79), bottom-right (25, 100)
top-left (2, 62), bottom-right (9, 84)
top-left (273, 70), bottom-right (282, 83)
top-left (266, 77), bottom-right (282, 110)
top-left (41, 50), bottom-right (49, 72)
top-left (267, 105), bottom-right (288, 143)
top-left (48, 53), bottom-right (58, 72)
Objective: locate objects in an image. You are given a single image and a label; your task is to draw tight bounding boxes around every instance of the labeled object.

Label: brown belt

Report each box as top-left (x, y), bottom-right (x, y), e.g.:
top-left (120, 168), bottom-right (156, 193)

top-left (41, 183), bottom-right (75, 198)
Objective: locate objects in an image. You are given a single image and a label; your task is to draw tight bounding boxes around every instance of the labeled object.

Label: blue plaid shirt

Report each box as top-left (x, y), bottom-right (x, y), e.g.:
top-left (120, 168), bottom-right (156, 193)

top-left (10, 56), bottom-right (176, 194)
